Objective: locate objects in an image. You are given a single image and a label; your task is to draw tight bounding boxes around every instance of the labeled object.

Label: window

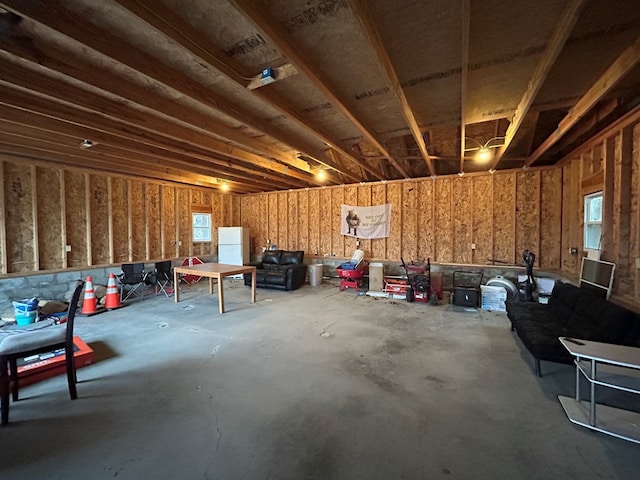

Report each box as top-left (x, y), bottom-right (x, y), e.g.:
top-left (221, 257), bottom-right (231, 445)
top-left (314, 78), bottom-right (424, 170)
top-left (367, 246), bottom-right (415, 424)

top-left (584, 192), bottom-right (602, 250)
top-left (192, 212), bottom-right (212, 242)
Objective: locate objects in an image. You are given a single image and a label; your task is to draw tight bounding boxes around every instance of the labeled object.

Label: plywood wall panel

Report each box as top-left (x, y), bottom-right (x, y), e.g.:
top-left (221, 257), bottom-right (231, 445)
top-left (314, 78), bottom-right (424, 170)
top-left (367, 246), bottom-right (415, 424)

top-left (614, 128), bottom-right (633, 295)
top-left (89, 175), bottom-right (110, 265)
top-left (371, 184), bottom-right (386, 259)
top-left (493, 173), bottom-right (516, 265)
top-left (146, 183), bottom-right (161, 260)
top-left (343, 186), bottom-right (358, 256)
top-left (36, 167), bottom-right (63, 270)
top-left (561, 161), bottom-right (580, 273)
top-left (111, 177), bottom-right (129, 263)
top-left (309, 189), bottom-right (321, 254)
top-left (471, 175), bottom-right (492, 266)
top-left (401, 181), bottom-right (418, 262)
top-left (176, 188), bottom-right (191, 258)
top-left (540, 169), bottom-right (562, 269)
top-left (129, 181), bottom-right (145, 261)
top-left (331, 187), bottom-right (344, 257)
top-left (434, 178), bottom-right (452, 263)
top-left (161, 186), bottom-right (176, 258)
top-left (288, 191), bottom-right (299, 251)
top-left (278, 192), bottom-right (288, 250)
top-left (357, 185), bottom-right (372, 257)
top-left (2, 164), bottom-right (36, 273)
top-left (259, 194), bottom-right (269, 251)
top-left (633, 125), bottom-right (640, 300)
top-left (516, 171), bottom-right (541, 266)
top-left (452, 177), bottom-right (472, 264)
top-left (267, 193), bottom-right (278, 249)
top-left (298, 190), bottom-right (309, 254)
top-left (386, 183), bottom-right (402, 260)
top-left (64, 170), bottom-right (87, 268)
top-left (416, 180), bottom-right (434, 262)
top-left (319, 187), bottom-right (333, 255)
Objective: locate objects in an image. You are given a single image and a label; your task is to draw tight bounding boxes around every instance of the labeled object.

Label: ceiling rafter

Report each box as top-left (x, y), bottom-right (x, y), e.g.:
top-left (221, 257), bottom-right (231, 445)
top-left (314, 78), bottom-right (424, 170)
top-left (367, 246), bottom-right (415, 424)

top-left (0, 71), bottom-right (317, 186)
top-left (0, 0), bottom-right (326, 182)
top-left (0, 103), bottom-right (305, 190)
top-left (459, 0), bottom-right (470, 174)
top-left (491, 0), bottom-right (586, 170)
top-left (110, 0), bottom-right (367, 184)
top-left (227, 0), bottom-right (401, 180)
top-left (0, 120), bottom-right (290, 192)
top-left (349, 0), bottom-right (434, 177)
top-left (526, 33), bottom-right (640, 167)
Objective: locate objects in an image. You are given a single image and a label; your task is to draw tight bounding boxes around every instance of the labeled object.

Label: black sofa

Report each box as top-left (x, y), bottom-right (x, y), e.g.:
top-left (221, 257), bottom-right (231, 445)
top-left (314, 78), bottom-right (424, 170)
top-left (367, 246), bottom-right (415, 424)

top-left (243, 250), bottom-right (307, 291)
top-left (506, 281), bottom-right (640, 376)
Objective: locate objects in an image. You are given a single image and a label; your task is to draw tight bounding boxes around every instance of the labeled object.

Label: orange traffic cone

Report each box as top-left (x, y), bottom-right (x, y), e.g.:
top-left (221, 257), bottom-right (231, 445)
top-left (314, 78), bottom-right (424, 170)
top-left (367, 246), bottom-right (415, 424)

top-left (105, 273), bottom-right (121, 310)
top-left (81, 276), bottom-right (97, 315)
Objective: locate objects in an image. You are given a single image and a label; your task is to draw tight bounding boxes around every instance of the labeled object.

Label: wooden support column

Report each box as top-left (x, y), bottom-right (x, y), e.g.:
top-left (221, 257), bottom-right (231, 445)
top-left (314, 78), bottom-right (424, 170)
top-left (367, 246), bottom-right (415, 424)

top-left (30, 165), bottom-right (39, 271)
top-left (615, 127), bottom-right (633, 295)
top-left (601, 137), bottom-right (615, 260)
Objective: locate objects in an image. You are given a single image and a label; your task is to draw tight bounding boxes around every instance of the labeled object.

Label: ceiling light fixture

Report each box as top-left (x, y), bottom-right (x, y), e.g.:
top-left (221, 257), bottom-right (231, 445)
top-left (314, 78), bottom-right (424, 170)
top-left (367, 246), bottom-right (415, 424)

top-left (315, 169), bottom-right (327, 182)
top-left (220, 181), bottom-right (230, 192)
top-left (464, 137), bottom-right (505, 164)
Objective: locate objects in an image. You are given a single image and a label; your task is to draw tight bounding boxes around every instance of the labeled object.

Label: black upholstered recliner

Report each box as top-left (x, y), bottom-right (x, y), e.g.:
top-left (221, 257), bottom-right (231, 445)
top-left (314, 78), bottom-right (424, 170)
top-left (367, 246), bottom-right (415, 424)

top-left (243, 250), bottom-right (307, 291)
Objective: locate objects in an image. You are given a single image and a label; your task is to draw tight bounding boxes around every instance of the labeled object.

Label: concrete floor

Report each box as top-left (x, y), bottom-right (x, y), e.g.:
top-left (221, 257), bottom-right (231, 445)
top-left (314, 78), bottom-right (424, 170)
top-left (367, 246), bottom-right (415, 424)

top-left (1, 279), bottom-right (639, 479)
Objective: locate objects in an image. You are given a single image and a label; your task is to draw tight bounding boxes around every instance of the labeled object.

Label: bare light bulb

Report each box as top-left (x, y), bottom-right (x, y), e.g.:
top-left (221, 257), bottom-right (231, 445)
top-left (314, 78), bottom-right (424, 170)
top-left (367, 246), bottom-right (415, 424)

top-left (475, 147), bottom-right (492, 163)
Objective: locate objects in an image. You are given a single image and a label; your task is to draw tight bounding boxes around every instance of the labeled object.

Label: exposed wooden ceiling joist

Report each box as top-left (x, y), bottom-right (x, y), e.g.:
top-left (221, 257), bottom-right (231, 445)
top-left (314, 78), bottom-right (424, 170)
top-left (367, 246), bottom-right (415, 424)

top-left (349, 0), bottom-right (434, 177)
top-left (228, 0), bottom-right (400, 180)
top-left (491, 0), bottom-right (586, 170)
top-left (527, 33), bottom-right (640, 166)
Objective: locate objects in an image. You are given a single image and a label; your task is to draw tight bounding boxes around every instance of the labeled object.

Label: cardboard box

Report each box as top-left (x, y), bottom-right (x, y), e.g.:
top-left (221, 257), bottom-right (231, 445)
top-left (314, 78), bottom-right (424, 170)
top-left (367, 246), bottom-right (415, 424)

top-left (369, 262), bottom-right (384, 292)
top-left (481, 285), bottom-right (507, 312)
top-left (17, 336), bottom-right (94, 387)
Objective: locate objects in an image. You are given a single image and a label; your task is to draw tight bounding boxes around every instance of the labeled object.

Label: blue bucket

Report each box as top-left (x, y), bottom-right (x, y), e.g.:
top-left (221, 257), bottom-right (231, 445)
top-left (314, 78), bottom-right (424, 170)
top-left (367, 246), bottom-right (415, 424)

top-left (15, 311), bottom-right (37, 326)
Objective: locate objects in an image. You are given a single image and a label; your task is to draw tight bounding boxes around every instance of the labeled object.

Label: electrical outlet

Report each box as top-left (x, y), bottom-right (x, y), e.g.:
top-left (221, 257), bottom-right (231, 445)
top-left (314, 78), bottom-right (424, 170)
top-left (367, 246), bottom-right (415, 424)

top-left (65, 245), bottom-right (72, 252)
top-left (471, 243), bottom-right (476, 250)
top-left (570, 247), bottom-right (578, 255)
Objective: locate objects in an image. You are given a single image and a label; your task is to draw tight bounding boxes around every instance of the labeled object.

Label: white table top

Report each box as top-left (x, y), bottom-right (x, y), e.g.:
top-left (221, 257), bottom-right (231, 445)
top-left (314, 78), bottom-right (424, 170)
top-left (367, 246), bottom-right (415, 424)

top-left (559, 337), bottom-right (640, 369)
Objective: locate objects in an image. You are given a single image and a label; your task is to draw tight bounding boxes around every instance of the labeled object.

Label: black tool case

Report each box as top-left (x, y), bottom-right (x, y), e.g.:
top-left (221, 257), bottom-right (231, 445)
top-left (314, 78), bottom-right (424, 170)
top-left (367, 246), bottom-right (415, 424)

top-left (452, 271), bottom-right (483, 307)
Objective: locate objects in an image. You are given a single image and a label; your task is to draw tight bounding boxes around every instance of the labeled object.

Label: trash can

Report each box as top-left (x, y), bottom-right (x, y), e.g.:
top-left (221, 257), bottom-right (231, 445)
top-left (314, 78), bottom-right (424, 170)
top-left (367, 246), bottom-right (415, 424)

top-left (369, 262), bottom-right (384, 292)
top-left (308, 264), bottom-right (324, 286)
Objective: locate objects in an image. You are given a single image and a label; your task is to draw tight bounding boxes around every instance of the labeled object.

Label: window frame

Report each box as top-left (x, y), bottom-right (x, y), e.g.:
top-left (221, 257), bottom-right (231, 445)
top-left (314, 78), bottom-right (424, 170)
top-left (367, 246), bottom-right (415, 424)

top-left (583, 191), bottom-right (603, 251)
top-left (191, 206), bottom-right (213, 243)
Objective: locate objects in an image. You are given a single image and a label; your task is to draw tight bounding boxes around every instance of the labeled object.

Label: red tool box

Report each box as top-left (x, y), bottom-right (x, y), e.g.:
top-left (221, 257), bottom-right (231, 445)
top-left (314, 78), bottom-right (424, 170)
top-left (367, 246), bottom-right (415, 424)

top-left (16, 336), bottom-right (94, 387)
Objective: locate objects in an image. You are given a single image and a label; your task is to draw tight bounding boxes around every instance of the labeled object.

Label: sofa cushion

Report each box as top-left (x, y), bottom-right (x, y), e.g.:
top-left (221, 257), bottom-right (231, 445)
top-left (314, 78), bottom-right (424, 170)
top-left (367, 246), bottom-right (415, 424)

top-left (548, 282), bottom-right (581, 325)
top-left (564, 291), bottom-right (636, 343)
top-left (279, 250), bottom-right (304, 265)
top-left (262, 250), bottom-right (283, 265)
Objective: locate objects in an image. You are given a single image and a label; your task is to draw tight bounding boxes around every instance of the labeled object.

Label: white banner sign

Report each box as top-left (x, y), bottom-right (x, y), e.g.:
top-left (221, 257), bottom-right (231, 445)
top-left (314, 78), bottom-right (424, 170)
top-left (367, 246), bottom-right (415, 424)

top-left (341, 204), bottom-right (391, 239)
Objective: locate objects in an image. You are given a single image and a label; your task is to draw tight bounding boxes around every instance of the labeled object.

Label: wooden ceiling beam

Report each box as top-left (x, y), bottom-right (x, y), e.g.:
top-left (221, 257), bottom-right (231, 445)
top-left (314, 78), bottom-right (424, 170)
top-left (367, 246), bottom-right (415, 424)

top-left (0, 0), bottom-right (323, 181)
top-left (0, 37), bottom-right (299, 168)
top-left (349, 0), bottom-right (434, 177)
top-left (0, 104), bottom-right (305, 190)
top-left (0, 77), bottom-right (316, 185)
top-left (491, 0), bottom-right (586, 170)
top-left (526, 33), bottom-right (640, 166)
top-left (109, 0), bottom-right (366, 184)
top-left (0, 142), bottom-right (261, 192)
top-left (228, 0), bottom-right (398, 180)
top-left (0, 121), bottom-right (287, 191)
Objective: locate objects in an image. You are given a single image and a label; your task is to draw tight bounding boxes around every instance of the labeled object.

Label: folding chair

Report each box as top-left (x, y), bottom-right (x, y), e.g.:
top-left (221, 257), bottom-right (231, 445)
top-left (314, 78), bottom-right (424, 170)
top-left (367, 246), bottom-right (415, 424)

top-left (154, 261), bottom-right (174, 297)
top-left (117, 263), bottom-right (148, 302)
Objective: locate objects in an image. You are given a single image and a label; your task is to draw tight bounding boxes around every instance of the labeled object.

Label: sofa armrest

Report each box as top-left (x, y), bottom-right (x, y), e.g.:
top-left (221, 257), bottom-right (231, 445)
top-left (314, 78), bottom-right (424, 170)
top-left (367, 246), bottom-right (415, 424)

top-left (283, 264), bottom-right (307, 290)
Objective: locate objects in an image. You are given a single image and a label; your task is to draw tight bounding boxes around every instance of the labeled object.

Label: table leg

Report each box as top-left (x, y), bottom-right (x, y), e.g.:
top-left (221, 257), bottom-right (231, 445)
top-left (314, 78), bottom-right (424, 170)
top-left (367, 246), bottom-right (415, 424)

top-left (174, 270), bottom-right (180, 303)
top-left (209, 277), bottom-right (214, 295)
top-left (251, 270), bottom-right (256, 303)
top-left (575, 357), bottom-right (580, 401)
top-left (217, 274), bottom-right (225, 314)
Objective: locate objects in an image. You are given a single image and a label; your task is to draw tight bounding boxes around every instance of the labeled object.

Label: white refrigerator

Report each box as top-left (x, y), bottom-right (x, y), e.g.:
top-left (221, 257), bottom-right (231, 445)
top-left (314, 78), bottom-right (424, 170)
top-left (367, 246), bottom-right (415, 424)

top-left (218, 227), bottom-right (250, 277)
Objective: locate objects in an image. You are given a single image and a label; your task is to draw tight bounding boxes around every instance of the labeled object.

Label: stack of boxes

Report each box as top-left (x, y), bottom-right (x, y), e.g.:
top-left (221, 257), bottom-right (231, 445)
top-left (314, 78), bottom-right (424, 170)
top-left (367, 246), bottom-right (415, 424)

top-left (481, 285), bottom-right (508, 312)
